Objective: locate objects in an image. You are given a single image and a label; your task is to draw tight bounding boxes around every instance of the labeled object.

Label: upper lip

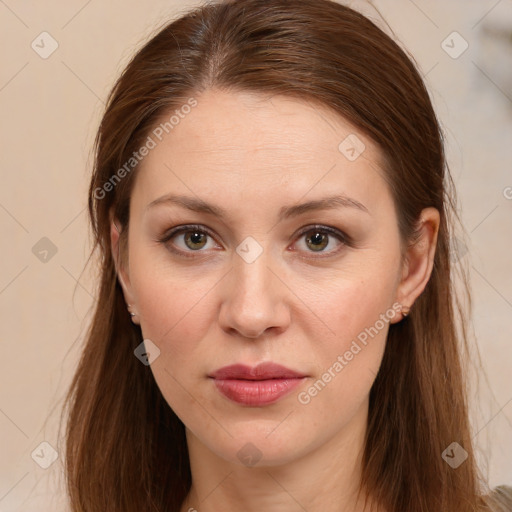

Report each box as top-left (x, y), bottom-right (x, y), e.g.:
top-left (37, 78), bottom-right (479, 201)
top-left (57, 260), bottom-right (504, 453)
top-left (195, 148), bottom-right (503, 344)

top-left (208, 362), bottom-right (307, 380)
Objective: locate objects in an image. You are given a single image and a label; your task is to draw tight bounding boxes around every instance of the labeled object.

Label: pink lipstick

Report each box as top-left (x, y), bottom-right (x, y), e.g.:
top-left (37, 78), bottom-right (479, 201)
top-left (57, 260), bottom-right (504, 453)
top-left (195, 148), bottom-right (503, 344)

top-left (209, 362), bottom-right (307, 406)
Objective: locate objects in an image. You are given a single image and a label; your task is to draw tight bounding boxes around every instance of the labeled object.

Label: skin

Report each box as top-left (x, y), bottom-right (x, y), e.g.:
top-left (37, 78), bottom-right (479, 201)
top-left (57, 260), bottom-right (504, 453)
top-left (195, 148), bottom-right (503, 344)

top-left (110, 89), bottom-right (439, 512)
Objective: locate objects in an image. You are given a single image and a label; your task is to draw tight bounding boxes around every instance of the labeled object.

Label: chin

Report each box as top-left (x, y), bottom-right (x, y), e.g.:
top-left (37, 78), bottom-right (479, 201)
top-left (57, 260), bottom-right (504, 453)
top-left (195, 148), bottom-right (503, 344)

top-left (199, 425), bottom-right (312, 468)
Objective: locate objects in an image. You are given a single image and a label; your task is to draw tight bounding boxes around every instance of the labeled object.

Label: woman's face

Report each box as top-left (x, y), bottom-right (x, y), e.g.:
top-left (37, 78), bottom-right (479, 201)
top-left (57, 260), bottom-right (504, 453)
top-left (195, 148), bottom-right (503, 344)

top-left (112, 89), bottom-right (431, 467)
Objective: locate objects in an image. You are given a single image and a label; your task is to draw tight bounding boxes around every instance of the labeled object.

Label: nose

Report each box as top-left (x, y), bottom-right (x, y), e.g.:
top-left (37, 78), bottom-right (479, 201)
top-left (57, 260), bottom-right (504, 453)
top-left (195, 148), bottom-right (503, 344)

top-left (218, 249), bottom-right (291, 340)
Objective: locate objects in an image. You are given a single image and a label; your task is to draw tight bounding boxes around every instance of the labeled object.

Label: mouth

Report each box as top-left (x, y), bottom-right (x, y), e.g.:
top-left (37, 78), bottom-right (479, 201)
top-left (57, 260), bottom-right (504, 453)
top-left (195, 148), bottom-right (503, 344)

top-left (208, 362), bottom-right (308, 406)
top-left (208, 362), bottom-right (307, 380)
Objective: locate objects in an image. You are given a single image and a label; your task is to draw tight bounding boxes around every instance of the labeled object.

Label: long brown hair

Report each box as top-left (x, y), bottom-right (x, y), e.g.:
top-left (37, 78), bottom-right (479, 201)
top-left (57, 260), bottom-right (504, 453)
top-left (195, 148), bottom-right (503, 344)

top-left (62, 0), bottom-right (509, 510)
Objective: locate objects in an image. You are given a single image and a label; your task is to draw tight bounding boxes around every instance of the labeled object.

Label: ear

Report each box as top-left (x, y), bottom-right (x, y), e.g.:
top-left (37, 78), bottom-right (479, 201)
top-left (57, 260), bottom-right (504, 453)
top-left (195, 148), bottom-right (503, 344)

top-left (110, 215), bottom-right (139, 323)
top-left (390, 207), bottom-right (440, 323)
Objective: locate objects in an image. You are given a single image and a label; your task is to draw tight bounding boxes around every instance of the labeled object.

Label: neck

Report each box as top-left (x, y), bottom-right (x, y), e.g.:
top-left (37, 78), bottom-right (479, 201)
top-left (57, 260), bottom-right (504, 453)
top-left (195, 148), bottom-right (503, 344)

top-left (179, 400), bottom-right (382, 512)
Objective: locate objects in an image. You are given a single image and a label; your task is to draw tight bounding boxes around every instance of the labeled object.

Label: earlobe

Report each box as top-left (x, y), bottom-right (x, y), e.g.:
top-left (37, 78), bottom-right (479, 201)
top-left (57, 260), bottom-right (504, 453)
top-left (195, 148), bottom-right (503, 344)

top-left (392, 207), bottom-right (440, 323)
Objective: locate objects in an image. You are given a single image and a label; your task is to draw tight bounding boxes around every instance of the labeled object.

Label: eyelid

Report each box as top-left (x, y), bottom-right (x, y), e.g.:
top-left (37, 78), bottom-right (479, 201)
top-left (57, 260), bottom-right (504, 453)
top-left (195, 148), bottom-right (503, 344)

top-left (157, 223), bottom-right (351, 258)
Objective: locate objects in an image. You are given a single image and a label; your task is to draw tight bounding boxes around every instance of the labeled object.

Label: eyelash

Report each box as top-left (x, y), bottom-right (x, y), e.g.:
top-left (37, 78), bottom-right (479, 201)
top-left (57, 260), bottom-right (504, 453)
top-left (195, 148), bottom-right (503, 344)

top-left (156, 223), bottom-right (352, 260)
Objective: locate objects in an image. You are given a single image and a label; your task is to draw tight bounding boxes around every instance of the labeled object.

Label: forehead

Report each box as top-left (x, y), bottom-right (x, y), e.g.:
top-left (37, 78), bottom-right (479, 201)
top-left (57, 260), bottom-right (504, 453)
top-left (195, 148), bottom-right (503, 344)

top-left (132, 88), bottom-right (391, 218)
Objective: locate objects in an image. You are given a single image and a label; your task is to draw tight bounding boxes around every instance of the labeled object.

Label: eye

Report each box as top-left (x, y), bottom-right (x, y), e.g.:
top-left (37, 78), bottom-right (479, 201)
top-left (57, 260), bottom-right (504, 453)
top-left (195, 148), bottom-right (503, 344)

top-left (157, 224), bottom-right (219, 258)
top-left (292, 225), bottom-right (348, 257)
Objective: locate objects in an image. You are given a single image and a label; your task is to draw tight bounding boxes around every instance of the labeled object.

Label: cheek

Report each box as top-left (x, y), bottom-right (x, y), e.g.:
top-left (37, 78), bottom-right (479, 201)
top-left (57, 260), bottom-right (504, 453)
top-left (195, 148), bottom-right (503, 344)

top-left (310, 261), bottom-right (398, 348)
top-left (128, 236), bottom-right (220, 345)
top-left (292, 307), bottom-right (390, 441)
top-left (300, 268), bottom-right (397, 401)
top-left (133, 272), bottom-right (217, 357)
top-left (130, 262), bottom-right (218, 428)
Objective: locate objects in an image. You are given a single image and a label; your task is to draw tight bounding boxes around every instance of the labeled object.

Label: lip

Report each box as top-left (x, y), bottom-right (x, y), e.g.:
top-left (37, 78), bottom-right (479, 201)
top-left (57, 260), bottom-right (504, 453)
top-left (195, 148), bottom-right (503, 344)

top-left (209, 362), bottom-right (307, 380)
top-left (208, 363), bottom-right (307, 406)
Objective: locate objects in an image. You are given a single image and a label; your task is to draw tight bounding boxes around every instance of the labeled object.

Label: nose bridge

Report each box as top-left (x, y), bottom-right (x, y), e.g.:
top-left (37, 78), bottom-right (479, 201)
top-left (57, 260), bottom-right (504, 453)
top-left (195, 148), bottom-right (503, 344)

top-left (234, 247), bottom-right (272, 300)
top-left (219, 242), bottom-right (289, 338)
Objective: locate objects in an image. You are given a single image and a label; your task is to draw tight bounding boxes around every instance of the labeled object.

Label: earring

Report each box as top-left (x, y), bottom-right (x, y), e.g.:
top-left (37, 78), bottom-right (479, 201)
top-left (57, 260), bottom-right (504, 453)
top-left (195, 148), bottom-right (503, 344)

top-left (127, 304), bottom-right (139, 324)
top-left (401, 305), bottom-right (410, 318)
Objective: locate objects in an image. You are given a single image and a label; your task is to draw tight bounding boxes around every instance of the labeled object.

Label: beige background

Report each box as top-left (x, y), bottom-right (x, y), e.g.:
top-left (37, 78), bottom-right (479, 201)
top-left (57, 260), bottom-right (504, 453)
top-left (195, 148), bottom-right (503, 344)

top-left (1, 0), bottom-right (511, 510)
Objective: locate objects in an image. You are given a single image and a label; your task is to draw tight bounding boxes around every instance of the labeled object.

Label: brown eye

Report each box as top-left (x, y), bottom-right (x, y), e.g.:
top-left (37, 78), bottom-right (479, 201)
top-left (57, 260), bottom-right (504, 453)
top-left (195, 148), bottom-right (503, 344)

top-left (158, 224), bottom-right (218, 258)
top-left (183, 230), bottom-right (208, 250)
top-left (304, 230), bottom-right (329, 252)
top-left (293, 225), bottom-right (348, 257)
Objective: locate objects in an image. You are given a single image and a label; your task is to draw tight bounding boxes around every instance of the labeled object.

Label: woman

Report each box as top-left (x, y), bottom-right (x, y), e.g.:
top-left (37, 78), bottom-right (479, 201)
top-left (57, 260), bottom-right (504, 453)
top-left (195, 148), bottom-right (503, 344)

top-left (62, 0), bottom-right (512, 510)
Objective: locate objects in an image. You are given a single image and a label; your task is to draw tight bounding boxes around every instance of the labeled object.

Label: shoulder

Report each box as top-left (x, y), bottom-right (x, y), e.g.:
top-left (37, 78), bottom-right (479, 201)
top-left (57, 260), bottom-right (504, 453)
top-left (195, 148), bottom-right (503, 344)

top-left (484, 485), bottom-right (512, 511)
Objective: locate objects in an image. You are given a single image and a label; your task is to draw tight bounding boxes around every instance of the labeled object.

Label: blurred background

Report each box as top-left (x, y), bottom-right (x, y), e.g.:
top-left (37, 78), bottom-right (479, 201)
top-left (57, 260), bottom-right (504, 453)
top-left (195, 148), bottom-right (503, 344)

top-left (0, 0), bottom-right (511, 509)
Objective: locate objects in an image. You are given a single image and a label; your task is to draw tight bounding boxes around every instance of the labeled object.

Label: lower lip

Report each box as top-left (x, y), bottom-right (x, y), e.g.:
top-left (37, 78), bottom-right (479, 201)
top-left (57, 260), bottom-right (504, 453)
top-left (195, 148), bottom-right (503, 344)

top-left (212, 378), bottom-right (305, 406)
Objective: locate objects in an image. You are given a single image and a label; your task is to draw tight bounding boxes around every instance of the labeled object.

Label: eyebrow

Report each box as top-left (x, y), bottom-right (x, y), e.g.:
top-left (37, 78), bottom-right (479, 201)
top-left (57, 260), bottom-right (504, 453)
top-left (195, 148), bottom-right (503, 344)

top-left (145, 193), bottom-right (369, 221)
